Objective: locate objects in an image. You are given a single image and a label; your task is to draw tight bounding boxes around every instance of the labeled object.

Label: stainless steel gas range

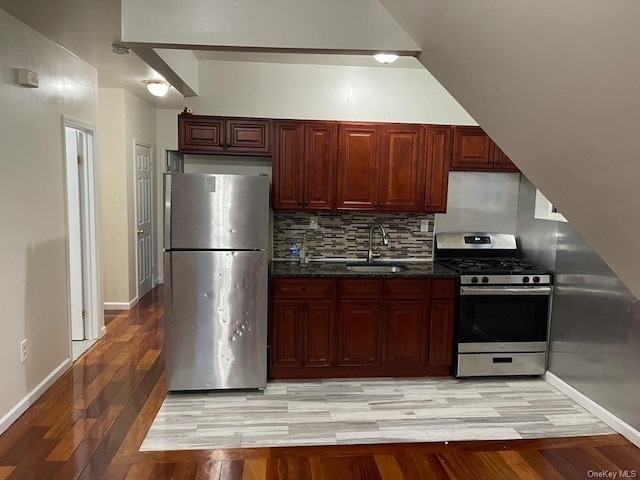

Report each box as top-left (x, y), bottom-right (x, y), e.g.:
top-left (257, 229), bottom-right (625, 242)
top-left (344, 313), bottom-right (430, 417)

top-left (435, 232), bottom-right (553, 377)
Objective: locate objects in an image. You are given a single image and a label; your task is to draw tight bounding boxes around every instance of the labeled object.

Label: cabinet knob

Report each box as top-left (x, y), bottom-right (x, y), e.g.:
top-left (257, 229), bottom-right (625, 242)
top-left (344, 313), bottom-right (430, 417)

top-left (301, 285), bottom-right (306, 291)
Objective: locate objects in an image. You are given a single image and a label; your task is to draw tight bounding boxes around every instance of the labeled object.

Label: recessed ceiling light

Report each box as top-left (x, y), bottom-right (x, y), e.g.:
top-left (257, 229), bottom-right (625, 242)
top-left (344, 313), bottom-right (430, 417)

top-left (144, 80), bottom-right (171, 97)
top-left (373, 53), bottom-right (399, 64)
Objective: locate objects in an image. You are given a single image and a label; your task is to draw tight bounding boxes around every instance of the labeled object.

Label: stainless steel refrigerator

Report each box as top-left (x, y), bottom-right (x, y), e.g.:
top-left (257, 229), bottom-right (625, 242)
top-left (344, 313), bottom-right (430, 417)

top-left (163, 173), bottom-right (269, 391)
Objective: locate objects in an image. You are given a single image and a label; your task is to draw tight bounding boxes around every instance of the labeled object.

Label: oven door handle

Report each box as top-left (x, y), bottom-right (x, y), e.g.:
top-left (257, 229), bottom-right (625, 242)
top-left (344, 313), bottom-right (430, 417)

top-left (460, 286), bottom-right (552, 296)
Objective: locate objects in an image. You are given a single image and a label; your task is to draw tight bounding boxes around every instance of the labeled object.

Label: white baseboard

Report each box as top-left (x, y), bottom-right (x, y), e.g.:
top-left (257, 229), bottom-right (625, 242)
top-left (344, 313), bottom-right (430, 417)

top-left (544, 371), bottom-right (640, 448)
top-left (104, 296), bottom-right (138, 310)
top-left (0, 359), bottom-right (72, 435)
top-left (100, 325), bottom-right (107, 337)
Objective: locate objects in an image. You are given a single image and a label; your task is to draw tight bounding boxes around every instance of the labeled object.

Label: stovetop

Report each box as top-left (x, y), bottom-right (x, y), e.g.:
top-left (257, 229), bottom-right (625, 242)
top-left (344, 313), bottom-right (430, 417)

top-left (434, 232), bottom-right (553, 286)
top-left (435, 256), bottom-right (548, 275)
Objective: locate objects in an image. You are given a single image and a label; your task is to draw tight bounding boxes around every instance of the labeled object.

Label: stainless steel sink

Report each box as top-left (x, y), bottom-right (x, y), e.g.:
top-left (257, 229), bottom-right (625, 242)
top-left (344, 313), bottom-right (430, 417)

top-left (346, 264), bottom-right (408, 273)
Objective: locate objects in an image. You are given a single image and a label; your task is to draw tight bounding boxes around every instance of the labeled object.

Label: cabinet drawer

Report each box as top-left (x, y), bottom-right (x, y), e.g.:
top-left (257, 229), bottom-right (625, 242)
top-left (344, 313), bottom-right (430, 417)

top-left (432, 278), bottom-right (456, 299)
top-left (338, 279), bottom-right (384, 299)
top-left (384, 279), bottom-right (429, 299)
top-left (272, 278), bottom-right (335, 298)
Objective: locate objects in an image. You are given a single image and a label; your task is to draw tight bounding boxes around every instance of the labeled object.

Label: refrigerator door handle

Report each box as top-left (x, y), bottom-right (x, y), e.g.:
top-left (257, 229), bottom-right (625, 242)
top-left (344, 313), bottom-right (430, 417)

top-left (163, 252), bottom-right (173, 324)
top-left (164, 173), bottom-right (172, 249)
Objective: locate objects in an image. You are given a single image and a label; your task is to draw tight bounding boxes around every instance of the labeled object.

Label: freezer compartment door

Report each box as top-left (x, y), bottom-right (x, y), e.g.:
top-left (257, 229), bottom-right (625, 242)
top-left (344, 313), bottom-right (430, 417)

top-left (164, 250), bottom-right (268, 391)
top-left (164, 173), bottom-right (269, 250)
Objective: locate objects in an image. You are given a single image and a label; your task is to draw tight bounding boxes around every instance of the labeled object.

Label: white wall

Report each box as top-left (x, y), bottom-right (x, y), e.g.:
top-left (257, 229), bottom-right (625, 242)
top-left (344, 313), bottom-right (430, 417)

top-left (184, 59), bottom-right (477, 124)
top-left (122, 0), bottom-right (419, 52)
top-left (0, 9), bottom-right (98, 427)
top-left (98, 89), bottom-right (128, 304)
top-left (98, 89), bottom-right (157, 306)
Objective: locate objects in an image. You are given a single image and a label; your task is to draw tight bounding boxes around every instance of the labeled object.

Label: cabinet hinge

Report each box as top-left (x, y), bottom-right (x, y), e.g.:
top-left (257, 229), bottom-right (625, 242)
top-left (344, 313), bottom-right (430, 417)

top-left (77, 155), bottom-right (84, 165)
top-left (82, 308), bottom-right (87, 319)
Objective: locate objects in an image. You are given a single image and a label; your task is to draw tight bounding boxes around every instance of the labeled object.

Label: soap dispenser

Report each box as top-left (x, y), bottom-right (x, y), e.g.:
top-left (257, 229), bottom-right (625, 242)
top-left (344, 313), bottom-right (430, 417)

top-left (288, 240), bottom-right (299, 259)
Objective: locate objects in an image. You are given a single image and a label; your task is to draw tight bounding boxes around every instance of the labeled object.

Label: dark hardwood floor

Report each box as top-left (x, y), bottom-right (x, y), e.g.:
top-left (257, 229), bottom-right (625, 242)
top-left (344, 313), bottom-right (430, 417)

top-left (0, 286), bottom-right (638, 479)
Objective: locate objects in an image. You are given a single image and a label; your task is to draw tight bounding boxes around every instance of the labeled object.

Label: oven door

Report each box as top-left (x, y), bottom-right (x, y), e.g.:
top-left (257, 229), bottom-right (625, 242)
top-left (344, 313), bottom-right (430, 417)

top-left (457, 286), bottom-right (551, 353)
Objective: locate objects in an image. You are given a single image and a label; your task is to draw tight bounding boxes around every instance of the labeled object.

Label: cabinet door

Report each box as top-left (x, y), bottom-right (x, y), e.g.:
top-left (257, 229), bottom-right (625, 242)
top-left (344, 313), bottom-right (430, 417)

top-left (429, 299), bottom-right (455, 367)
top-left (271, 300), bottom-right (302, 367)
top-left (451, 126), bottom-right (493, 170)
top-left (305, 122), bottom-right (337, 210)
top-left (492, 143), bottom-right (519, 172)
top-left (425, 125), bottom-right (452, 213)
top-left (178, 115), bottom-right (225, 153)
top-left (384, 301), bottom-right (427, 365)
top-left (226, 118), bottom-right (271, 155)
top-left (336, 124), bottom-right (380, 210)
top-left (338, 301), bottom-right (382, 366)
top-left (303, 300), bottom-right (336, 367)
top-left (273, 121), bottom-right (305, 210)
top-left (379, 124), bottom-right (425, 212)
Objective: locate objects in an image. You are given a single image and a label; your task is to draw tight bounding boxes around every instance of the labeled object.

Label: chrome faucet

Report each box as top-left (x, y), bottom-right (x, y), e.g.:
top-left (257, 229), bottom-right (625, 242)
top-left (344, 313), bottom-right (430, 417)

top-left (367, 223), bottom-right (389, 263)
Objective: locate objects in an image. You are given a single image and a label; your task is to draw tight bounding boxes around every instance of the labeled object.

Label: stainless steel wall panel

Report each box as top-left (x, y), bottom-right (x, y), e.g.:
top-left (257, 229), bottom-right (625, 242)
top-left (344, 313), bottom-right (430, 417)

top-left (516, 176), bottom-right (640, 431)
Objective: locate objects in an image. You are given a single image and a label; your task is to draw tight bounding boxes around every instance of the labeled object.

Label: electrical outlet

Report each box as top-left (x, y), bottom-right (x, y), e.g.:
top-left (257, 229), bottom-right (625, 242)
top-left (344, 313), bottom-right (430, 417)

top-left (309, 216), bottom-right (319, 230)
top-left (20, 339), bottom-right (28, 363)
top-left (420, 219), bottom-right (430, 232)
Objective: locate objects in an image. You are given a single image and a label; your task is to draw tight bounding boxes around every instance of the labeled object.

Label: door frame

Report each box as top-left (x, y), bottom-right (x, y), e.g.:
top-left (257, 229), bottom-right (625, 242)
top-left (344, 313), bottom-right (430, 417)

top-left (62, 116), bottom-right (103, 349)
top-left (133, 140), bottom-right (156, 301)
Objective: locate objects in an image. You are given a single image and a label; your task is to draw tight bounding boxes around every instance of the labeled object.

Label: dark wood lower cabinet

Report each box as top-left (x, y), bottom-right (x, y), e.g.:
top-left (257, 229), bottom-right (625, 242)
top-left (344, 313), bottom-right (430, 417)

top-left (338, 301), bottom-right (383, 366)
top-left (383, 301), bottom-right (427, 365)
top-left (429, 300), bottom-right (455, 367)
top-left (271, 299), bottom-right (335, 369)
top-left (303, 301), bottom-right (335, 367)
top-left (269, 277), bottom-right (456, 379)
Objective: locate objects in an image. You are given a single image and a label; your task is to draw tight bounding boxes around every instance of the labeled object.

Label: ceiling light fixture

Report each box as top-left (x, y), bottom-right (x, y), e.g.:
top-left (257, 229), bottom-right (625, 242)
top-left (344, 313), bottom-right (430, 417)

top-left (373, 53), bottom-right (399, 64)
top-left (144, 80), bottom-right (171, 97)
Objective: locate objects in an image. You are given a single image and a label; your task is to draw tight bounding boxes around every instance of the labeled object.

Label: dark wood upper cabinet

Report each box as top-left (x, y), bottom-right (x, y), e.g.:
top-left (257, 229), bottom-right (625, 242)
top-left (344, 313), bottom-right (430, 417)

top-left (337, 123), bottom-right (381, 210)
top-left (178, 114), bottom-right (271, 155)
top-left (272, 120), bottom-right (336, 211)
top-left (225, 118), bottom-right (271, 155)
top-left (379, 124), bottom-right (425, 211)
top-left (272, 121), bottom-right (305, 210)
top-left (451, 126), bottom-right (493, 170)
top-left (178, 115), bottom-right (225, 153)
top-left (492, 143), bottom-right (519, 171)
top-left (337, 123), bottom-right (425, 212)
top-left (451, 126), bottom-right (519, 172)
top-left (425, 125), bottom-right (452, 213)
top-left (304, 122), bottom-right (337, 210)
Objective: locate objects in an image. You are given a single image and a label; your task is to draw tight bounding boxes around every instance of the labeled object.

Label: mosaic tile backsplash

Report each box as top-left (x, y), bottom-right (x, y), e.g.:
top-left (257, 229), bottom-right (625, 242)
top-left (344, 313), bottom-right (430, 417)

top-left (273, 212), bottom-right (435, 261)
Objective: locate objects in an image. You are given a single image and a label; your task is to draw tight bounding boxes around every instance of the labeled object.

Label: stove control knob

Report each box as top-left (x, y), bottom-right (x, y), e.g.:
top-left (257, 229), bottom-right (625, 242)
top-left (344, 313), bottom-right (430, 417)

top-left (482, 276), bottom-right (490, 284)
top-left (522, 276), bottom-right (530, 283)
top-left (533, 276), bottom-right (540, 283)
top-left (471, 277), bottom-right (479, 284)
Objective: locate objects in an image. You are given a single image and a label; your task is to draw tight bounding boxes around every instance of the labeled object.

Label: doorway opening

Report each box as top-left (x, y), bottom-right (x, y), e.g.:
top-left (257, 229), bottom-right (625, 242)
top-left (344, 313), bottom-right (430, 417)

top-left (63, 118), bottom-right (102, 361)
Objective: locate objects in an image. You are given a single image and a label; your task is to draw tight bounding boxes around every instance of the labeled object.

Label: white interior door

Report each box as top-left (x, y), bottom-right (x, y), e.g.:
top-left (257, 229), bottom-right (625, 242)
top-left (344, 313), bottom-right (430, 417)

top-left (136, 143), bottom-right (154, 298)
top-left (65, 127), bottom-right (85, 340)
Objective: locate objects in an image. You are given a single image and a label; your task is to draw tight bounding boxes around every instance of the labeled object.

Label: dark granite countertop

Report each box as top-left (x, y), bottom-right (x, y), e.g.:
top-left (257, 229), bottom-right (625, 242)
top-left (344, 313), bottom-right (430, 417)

top-left (270, 260), bottom-right (458, 278)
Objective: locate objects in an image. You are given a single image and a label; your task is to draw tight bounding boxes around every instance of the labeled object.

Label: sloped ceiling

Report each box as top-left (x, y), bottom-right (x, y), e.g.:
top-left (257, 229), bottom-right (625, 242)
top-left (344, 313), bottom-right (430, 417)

top-left (381, 0), bottom-right (640, 298)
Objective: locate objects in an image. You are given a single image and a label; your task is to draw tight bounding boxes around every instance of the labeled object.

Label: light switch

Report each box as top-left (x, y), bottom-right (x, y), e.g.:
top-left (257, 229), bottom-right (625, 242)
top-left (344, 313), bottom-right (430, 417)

top-left (420, 219), bottom-right (429, 232)
top-left (309, 216), bottom-right (319, 230)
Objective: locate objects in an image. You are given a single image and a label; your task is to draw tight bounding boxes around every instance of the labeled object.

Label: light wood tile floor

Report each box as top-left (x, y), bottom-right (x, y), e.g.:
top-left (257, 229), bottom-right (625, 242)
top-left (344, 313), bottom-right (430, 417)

top-left (141, 377), bottom-right (614, 451)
